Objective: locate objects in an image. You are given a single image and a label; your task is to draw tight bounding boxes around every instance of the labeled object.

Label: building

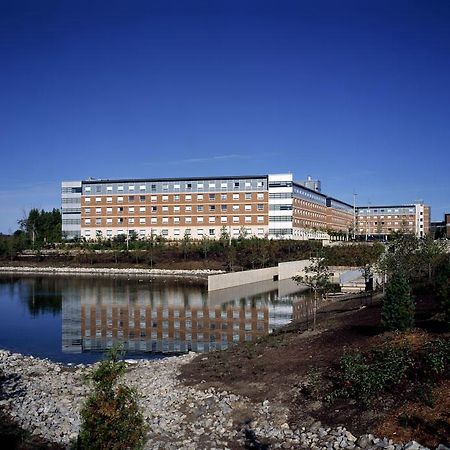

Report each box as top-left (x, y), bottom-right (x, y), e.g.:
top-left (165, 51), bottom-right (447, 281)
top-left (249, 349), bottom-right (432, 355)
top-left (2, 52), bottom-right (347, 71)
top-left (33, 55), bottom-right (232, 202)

top-left (355, 203), bottom-right (430, 239)
top-left (61, 173), bottom-right (354, 241)
top-left (446, 213), bottom-right (450, 238)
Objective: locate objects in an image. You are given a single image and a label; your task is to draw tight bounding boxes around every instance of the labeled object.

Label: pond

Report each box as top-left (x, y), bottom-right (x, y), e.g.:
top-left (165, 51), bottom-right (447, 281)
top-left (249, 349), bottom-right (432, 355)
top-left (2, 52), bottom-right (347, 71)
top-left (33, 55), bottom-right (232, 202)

top-left (0, 274), bottom-right (314, 364)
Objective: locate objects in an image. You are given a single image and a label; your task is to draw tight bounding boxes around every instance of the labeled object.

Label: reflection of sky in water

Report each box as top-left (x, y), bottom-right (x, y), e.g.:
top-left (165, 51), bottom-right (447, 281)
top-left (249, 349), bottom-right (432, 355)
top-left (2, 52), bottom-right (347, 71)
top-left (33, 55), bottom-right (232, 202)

top-left (0, 275), bottom-right (312, 364)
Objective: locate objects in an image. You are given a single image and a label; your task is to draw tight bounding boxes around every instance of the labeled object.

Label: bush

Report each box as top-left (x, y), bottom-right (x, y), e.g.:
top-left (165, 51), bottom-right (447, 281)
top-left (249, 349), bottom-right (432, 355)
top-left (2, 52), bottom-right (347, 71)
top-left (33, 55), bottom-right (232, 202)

top-left (78, 346), bottom-right (147, 450)
top-left (328, 343), bottom-right (413, 402)
top-left (381, 272), bottom-right (415, 331)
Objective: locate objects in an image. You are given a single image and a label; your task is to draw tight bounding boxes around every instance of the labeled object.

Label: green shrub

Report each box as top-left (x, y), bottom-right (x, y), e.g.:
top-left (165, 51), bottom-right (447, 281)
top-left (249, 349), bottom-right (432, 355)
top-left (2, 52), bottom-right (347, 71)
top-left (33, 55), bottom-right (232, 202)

top-left (381, 272), bottom-right (415, 331)
top-left (328, 343), bottom-right (413, 402)
top-left (78, 346), bottom-right (147, 450)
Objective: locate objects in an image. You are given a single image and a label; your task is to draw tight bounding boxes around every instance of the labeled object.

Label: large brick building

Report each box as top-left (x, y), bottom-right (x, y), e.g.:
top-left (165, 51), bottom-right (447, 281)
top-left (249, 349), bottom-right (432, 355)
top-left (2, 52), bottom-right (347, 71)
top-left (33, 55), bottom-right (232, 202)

top-left (62, 173), bottom-right (354, 241)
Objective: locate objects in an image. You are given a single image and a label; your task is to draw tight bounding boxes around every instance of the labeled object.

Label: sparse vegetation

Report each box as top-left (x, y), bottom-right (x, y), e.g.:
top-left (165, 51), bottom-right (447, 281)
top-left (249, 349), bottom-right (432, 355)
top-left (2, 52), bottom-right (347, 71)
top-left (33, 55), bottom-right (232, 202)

top-left (78, 346), bottom-right (146, 450)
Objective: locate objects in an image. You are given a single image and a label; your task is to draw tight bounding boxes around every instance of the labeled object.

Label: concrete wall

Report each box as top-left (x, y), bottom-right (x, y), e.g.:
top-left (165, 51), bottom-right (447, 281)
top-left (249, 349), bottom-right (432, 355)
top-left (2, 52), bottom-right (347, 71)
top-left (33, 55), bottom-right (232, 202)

top-left (208, 266), bottom-right (278, 291)
top-left (278, 260), bottom-right (309, 280)
top-left (208, 260), bottom-right (310, 291)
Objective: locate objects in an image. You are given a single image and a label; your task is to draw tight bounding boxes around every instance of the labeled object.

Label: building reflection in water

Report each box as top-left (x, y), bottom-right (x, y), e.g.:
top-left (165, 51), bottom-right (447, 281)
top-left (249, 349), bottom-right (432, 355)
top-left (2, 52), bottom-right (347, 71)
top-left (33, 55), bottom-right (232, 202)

top-left (62, 277), bottom-right (312, 355)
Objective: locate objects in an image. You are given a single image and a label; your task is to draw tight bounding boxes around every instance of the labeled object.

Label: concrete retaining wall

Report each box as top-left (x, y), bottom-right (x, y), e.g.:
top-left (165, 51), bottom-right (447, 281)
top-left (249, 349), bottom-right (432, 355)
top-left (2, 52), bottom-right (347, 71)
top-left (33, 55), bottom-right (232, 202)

top-left (208, 266), bottom-right (278, 291)
top-left (208, 260), bottom-right (309, 291)
top-left (278, 260), bottom-right (310, 280)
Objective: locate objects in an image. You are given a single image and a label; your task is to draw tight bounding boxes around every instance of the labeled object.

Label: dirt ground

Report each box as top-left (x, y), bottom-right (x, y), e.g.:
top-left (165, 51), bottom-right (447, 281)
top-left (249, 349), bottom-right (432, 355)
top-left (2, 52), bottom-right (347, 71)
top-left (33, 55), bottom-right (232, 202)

top-left (181, 293), bottom-right (450, 448)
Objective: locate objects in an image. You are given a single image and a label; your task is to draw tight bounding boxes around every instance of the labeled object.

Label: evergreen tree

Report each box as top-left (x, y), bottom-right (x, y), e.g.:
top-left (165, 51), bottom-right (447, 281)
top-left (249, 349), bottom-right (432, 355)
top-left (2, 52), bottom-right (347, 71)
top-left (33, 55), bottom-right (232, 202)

top-left (381, 271), bottom-right (415, 331)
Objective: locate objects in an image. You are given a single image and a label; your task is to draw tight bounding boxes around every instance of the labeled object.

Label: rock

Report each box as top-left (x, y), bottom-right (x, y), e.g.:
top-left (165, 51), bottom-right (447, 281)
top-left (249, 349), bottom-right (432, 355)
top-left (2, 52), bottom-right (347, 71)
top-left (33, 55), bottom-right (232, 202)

top-left (356, 436), bottom-right (372, 448)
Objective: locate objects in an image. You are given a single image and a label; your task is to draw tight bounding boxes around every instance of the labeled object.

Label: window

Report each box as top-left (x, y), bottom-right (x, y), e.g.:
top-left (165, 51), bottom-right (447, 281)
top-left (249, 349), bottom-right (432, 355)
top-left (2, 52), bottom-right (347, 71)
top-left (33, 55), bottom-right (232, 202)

top-left (106, 229), bottom-right (113, 236)
top-left (128, 196), bottom-right (135, 202)
top-left (151, 217), bottom-right (157, 224)
top-left (257, 193), bottom-right (264, 200)
top-left (129, 185), bottom-right (135, 191)
top-left (139, 185), bottom-right (146, 191)
top-left (197, 205), bottom-right (204, 212)
top-left (221, 194), bottom-right (227, 200)
top-left (258, 228), bottom-right (264, 235)
top-left (209, 194), bottom-right (215, 201)
top-left (117, 207), bottom-right (123, 213)
top-left (173, 194), bottom-right (180, 201)
top-left (232, 205), bottom-right (239, 211)
top-left (151, 195), bottom-right (157, 202)
top-left (162, 184), bottom-right (169, 191)
top-left (95, 218), bottom-right (101, 225)
top-left (221, 205), bottom-right (227, 211)
top-left (162, 195), bottom-right (168, 201)
top-left (174, 206), bottom-right (180, 212)
top-left (245, 204), bottom-right (251, 211)
top-left (85, 187), bottom-right (91, 192)
top-left (85, 197), bottom-right (91, 203)
top-left (106, 207), bottom-right (112, 214)
top-left (129, 207), bottom-right (135, 213)
top-left (257, 216), bottom-right (264, 222)
top-left (95, 197), bottom-right (101, 203)
top-left (185, 217), bottom-right (192, 223)
top-left (209, 205), bottom-right (216, 211)
top-left (197, 229), bottom-right (204, 235)
top-left (85, 208), bottom-right (91, 213)
top-left (162, 229), bottom-right (168, 236)
top-left (197, 217), bottom-right (204, 223)
top-left (117, 196), bottom-right (123, 203)
top-left (106, 218), bottom-right (112, 224)
top-left (233, 193), bottom-right (239, 200)
top-left (209, 182), bottom-right (215, 188)
top-left (197, 183), bottom-right (204, 190)
top-left (174, 217), bottom-right (180, 224)
top-left (257, 204), bottom-right (264, 211)
top-left (197, 194), bottom-right (204, 201)
top-left (139, 195), bottom-right (145, 202)
top-left (209, 229), bottom-right (215, 236)
top-left (117, 218), bottom-right (123, 224)
top-left (234, 181), bottom-right (239, 188)
top-left (129, 218), bottom-right (135, 224)
top-left (174, 184), bottom-right (180, 190)
top-left (139, 218), bottom-right (146, 224)
top-left (139, 206), bottom-right (145, 212)
top-left (209, 217), bottom-right (216, 223)
top-left (106, 197), bottom-right (112, 203)
top-left (151, 206), bottom-right (157, 212)
top-left (162, 206), bottom-right (168, 212)
top-left (118, 186), bottom-right (124, 191)
top-left (174, 229), bottom-right (180, 236)
top-left (233, 216), bottom-right (239, 223)
top-left (185, 205), bottom-right (192, 212)
top-left (95, 207), bottom-right (101, 214)
top-left (257, 181), bottom-right (263, 187)
top-left (185, 195), bottom-right (192, 201)
top-left (221, 182), bottom-right (227, 188)
top-left (162, 217), bottom-right (169, 224)
top-left (245, 193), bottom-right (251, 200)
top-left (85, 218), bottom-right (91, 224)
top-left (221, 216), bottom-right (227, 223)
top-left (245, 216), bottom-right (251, 223)
top-left (185, 183), bottom-right (192, 189)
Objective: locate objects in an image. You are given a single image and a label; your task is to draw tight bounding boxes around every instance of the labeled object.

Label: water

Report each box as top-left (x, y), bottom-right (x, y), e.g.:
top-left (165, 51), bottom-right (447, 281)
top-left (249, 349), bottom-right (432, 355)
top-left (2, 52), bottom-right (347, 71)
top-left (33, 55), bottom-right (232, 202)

top-left (0, 274), bottom-right (314, 364)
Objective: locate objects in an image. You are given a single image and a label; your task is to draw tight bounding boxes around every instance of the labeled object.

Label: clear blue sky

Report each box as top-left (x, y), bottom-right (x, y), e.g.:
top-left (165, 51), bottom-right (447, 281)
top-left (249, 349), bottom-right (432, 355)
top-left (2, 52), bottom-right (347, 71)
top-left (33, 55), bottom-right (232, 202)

top-left (1, 0), bottom-right (449, 232)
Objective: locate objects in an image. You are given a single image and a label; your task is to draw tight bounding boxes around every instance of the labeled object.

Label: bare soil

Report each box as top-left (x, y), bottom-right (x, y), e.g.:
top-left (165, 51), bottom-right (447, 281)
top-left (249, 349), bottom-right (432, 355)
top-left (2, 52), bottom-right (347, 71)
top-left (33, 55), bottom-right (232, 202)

top-left (181, 292), bottom-right (450, 447)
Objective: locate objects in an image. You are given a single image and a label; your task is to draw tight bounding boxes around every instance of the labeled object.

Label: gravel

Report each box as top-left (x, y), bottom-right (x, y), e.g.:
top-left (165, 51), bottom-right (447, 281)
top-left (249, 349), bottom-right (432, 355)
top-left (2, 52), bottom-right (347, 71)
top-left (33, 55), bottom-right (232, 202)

top-left (0, 350), bottom-right (439, 450)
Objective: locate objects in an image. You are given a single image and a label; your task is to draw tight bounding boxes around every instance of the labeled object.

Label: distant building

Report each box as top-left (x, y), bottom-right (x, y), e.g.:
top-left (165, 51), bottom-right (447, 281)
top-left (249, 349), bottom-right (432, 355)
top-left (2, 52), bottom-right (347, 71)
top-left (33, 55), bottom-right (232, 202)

top-left (61, 173), bottom-right (353, 241)
top-left (298, 176), bottom-right (321, 193)
top-left (356, 203), bottom-right (430, 239)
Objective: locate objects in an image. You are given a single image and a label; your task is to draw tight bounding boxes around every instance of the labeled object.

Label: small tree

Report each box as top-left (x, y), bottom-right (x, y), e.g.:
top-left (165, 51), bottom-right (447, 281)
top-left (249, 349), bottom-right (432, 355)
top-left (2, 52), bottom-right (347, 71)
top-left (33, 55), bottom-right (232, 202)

top-left (381, 271), bottom-right (415, 331)
top-left (79, 346), bottom-right (147, 450)
top-left (293, 257), bottom-right (332, 329)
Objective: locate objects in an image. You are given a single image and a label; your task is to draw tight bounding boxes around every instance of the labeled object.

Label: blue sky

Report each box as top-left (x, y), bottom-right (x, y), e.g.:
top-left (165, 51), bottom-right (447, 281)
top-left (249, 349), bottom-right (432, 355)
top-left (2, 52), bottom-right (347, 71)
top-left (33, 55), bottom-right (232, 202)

top-left (1, 0), bottom-right (449, 232)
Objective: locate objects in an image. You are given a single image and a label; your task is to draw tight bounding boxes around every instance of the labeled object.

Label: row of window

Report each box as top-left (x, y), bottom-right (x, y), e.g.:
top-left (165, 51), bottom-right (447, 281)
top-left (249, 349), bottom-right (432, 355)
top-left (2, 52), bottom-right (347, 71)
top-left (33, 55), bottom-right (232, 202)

top-left (84, 228), bottom-right (267, 237)
top-left (84, 192), bottom-right (265, 203)
top-left (85, 180), bottom-right (265, 193)
top-left (85, 215), bottom-right (266, 225)
top-left (85, 204), bottom-right (265, 214)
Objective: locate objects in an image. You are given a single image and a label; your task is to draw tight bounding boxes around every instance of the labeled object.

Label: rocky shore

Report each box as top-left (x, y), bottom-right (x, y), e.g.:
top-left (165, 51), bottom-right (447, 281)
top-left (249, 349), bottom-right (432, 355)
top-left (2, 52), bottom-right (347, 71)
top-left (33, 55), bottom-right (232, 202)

top-left (0, 350), bottom-right (444, 450)
top-left (0, 265), bottom-right (223, 279)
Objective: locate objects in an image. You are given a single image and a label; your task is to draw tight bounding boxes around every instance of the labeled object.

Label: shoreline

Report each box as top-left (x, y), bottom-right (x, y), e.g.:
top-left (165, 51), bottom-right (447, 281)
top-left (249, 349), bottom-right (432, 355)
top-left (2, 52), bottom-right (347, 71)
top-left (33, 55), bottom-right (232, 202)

top-left (0, 265), bottom-right (224, 279)
top-left (0, 348), bottom-right (433, 450)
